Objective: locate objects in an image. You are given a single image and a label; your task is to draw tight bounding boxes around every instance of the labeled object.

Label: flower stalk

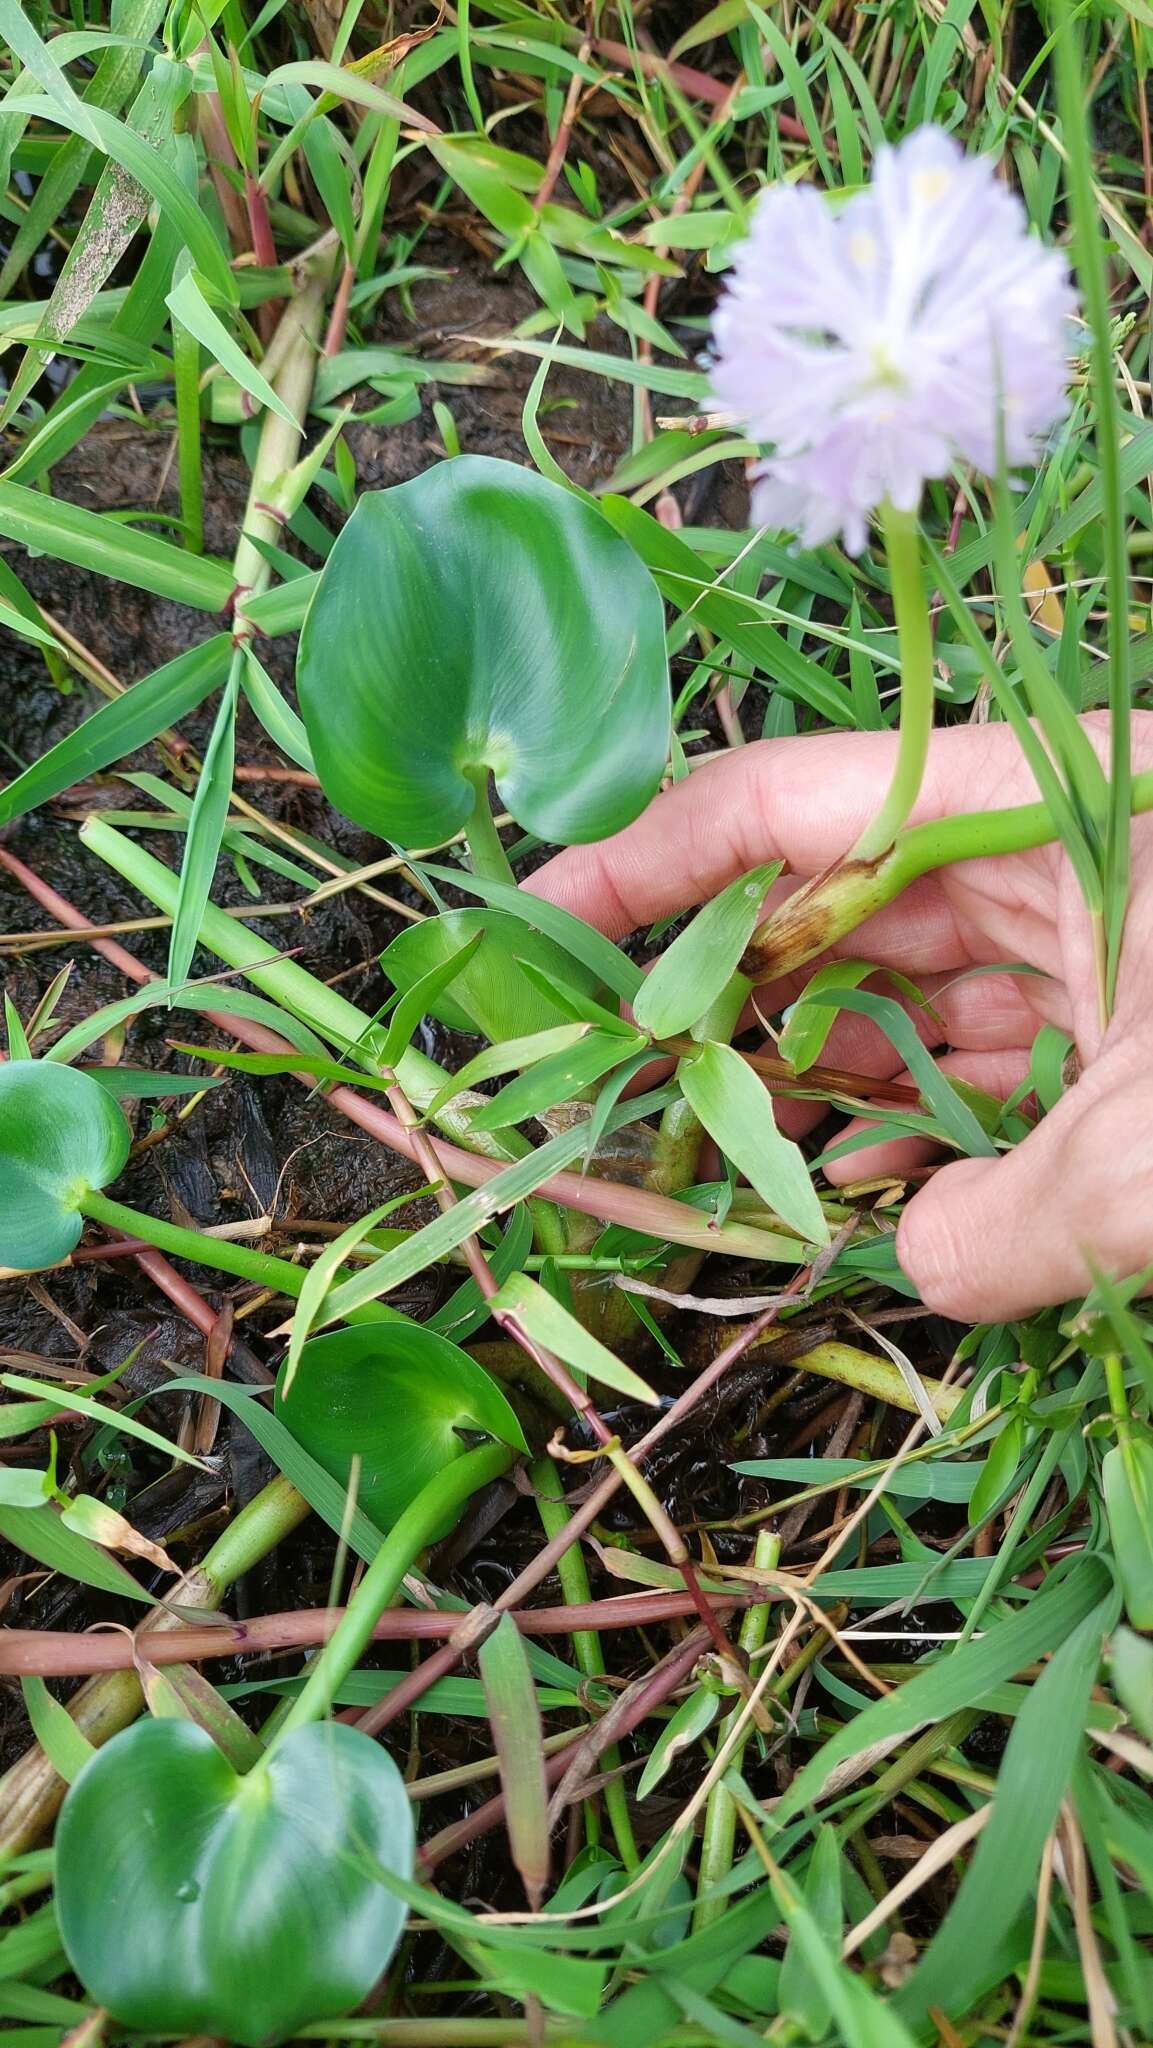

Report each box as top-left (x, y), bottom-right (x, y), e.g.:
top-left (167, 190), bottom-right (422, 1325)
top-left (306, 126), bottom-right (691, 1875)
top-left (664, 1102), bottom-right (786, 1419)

top-left (851, 503), bottom-right (936, 861)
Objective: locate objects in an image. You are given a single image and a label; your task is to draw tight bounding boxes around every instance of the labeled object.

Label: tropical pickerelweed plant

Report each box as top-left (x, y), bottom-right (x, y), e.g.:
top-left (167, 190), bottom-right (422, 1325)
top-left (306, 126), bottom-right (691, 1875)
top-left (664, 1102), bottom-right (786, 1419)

top-left (711, 118), bottom-right (1148, 1020)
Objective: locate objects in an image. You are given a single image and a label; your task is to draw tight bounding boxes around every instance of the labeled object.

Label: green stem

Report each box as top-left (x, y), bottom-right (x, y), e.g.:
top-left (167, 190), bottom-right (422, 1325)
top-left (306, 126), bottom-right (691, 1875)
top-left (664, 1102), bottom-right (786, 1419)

top-left (201, 1472), bottom-right (312, 1591)
top-left (852, 502), bottom-right (935, 862)
top-left (464, 767), bottom-right (516, 887)
top-left (530, 1456), bottom-right (639, 1871)
top-left (78, 1188), bottom-right (315, 1294)
top-left (230, 271), bottom-right (329, 642)
top-left (266, 1440), bottom-right (515, 1750)
top-left (1104, 1352), bottom-right (1132, 1441)
top-left (694, 1529), bottom-right (779, 1931)
top-left (743, 769), bottom-right (1153, 988)
top-left (172, 318), bottom-right (204, 556)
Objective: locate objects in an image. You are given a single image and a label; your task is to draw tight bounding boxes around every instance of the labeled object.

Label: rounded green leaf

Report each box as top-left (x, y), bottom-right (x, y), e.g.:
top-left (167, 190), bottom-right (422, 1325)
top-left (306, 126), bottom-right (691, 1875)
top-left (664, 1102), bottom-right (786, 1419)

top-left (381, 907), bottom-right (601, 1041)
top-left (297, 455), bottom-right (670, 847)
top-left (275, 1323), bottom-right (529, 1535)
top-left (57, 1717), bottom-right (413, 2045)
top-left (0, 1059), bottom-right (130, 1270)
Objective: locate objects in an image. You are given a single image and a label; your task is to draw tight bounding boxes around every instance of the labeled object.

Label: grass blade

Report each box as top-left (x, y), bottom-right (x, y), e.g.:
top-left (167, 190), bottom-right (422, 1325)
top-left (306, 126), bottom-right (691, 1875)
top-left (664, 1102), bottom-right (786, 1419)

top-left (478, 1614), bottom-right (551, 1908)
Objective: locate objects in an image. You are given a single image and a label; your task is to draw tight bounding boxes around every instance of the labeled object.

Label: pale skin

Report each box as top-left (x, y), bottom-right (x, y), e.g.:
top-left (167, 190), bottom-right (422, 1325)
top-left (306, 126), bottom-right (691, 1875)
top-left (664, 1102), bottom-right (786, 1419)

top-left (526, 714), bottom-right (1153, 1325)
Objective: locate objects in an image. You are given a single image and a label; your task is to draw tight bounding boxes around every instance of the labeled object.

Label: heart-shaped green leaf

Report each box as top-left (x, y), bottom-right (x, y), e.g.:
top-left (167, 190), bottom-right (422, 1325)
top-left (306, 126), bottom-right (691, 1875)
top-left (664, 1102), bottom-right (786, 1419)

top-left (297, 455), bottom-right (670, 847)
top-left (275, 1323), bottom-right (529, 1535)
top-left (57, 1717), bottom-right (413, 2045)
top-left (0, 1059), bottom-right (130, 1270)
top-left (381, 907), bottom-right (602, 1042)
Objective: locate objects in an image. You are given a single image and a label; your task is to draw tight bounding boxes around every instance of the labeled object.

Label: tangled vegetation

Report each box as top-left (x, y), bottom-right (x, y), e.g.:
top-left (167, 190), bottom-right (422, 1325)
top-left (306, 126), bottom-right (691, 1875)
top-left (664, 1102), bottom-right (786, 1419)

top-left (0, 1), bottom-right (1152, 2043)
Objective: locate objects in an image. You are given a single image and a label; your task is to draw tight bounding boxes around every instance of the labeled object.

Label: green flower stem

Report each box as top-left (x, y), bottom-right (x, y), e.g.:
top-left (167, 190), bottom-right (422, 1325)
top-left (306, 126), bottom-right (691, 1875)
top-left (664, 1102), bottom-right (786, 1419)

top-left (743, 770), bottom-right (1153, 988)
top-left (463, 767), bottom-right (517, 888)
top-left (693, 1528), bottom-right (779, 1932)
top-left (0, 1474), bottom-right (310, 1858)
top-left (529, 1456), bottom-right (639, 1871)
top-left (266, 1440), bottom-right (515, 1751)
top-left (852, 501), bottom-right (935, 863)
top-left (77, 1188), bottom-right (320, 1295)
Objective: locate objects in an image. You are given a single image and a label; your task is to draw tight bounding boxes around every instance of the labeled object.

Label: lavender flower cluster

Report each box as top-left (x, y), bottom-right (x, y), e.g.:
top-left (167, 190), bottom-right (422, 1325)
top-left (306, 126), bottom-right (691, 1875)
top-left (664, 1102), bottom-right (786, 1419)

top-left (711, 127), bottom-right (1077, 553)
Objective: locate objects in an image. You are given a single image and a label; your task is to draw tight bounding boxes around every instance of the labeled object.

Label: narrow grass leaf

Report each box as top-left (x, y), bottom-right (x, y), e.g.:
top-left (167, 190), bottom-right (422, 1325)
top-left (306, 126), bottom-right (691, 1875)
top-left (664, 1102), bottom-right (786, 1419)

top-left (167, 664), bottom-right (239, 989)
top-left (467, 1029), bottom-right (642, 1132)
top-left (1103, 1441), bottom-right (1153, 1627)
top-left (1, 96), bottom-right (235, 301)
top-left (774, 1556), bottom-right (1111, 1825)
top-left (896, 1590), bottom-right (1114, 2026)
top-left (479, 1614), bottom-right (551, 1906)
top-left (680, 1040), bottom-right (829, 1243)
top-left (779, 1825), bottom-right (842, 2038)
top-left (1111, 1627), bottom-right (1153, 1742)
top-left (167, 272), bottom-right (299, 427)
top-left (428, 1205), bottom-right (533, 1344)
top-left (239, 650), bottom-right (316, 773)
top-left (0, 1503), bottom-right (154, 1602)
top-left (380, 934), bottom-right (485, 1070)
top-left (19, 1677), bottom-right (95, 1784)
top-left (634, 864), bottom-right (780, 1039)
top-left (423, 1025), bottom-right (591, 1122)
top-left (490, 1271), bottom-right (659, 1405)
top-left (0, 633), bottom-right (228, 827)
top-left (0, 481), bottom-right (233, 609)
top-left (637, 1689), bottom-right (720, 1798)
top-left (0, 2), bottom-right (102, 143)
top-left (282, 1195), bottom-right (430, 1397)
top-left (0, 1373), bottom-right (205, 1467)
top-left (778, 961), bottom-right (876, 1072)
top-left (1054, 12), bottom-right (1132, 1002)
top-left (804, 989), bottom-right (995, 1156)
top-left (158, 1374), bottom-right (392, 1560)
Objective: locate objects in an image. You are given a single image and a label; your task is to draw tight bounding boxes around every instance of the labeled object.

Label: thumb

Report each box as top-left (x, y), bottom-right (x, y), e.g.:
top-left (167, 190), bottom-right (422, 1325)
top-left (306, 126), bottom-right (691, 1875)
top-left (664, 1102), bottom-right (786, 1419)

top-left (896, 1041), bottom-right (1153, 1321)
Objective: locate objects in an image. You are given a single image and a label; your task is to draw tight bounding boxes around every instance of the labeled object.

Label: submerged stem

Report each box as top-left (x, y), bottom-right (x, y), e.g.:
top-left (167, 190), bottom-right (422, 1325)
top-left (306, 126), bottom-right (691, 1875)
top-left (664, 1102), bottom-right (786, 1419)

top-left (852, 502), bottom-right (936, 862)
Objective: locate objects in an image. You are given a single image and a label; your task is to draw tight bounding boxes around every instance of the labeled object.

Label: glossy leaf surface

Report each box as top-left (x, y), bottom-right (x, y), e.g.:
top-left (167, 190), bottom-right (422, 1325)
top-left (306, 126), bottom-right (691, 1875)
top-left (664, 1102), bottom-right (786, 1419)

top-left (297, 455), bottom-right (670, 846)
top-left (57, 1717), bottom-right (412, 2045)
top-left (381, 907), bottom-right (602, 1041)
top-left (275, 1323), bottom-right (528, 1535)
top-left (0, 1059), bottom-right (130, 1269)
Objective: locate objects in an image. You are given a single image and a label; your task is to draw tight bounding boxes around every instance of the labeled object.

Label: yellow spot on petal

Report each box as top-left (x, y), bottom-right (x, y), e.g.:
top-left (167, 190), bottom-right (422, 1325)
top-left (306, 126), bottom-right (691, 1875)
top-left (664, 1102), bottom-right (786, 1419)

top-left (913, 169), bottom-right (952, 203)
top-left (850, 231), bottom-right (877, 269)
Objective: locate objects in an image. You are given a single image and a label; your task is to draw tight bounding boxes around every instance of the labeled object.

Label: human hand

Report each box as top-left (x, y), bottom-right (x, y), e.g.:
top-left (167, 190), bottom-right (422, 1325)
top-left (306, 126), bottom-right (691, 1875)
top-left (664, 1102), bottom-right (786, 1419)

top-left (525, 715), bottom-right (1153, 1323)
